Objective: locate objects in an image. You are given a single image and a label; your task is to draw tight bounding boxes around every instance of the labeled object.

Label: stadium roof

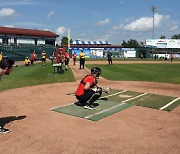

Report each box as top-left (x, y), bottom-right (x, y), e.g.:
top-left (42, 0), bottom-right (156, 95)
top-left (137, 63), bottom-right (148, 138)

top-left (72, 40), bottom-right (111, 45)
top-left (0, 26), bottom-right (59, 38)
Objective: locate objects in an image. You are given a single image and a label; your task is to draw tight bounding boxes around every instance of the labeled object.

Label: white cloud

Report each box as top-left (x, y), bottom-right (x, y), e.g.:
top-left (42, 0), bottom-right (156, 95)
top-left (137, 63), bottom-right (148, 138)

top-left (47, 11), bottom-right (55, 19)
top-left (119, 0), bottom-right (124, 5)
top-left (123, 13), bottom-right (169, 32)
top-left (112, 24), bottom-right (123, 31)
top-left (44, 28), bottom-right (49, 31)
top-left (79, 33), bottom-right (86, 37)
top-left (0, 0), bottom-right (31, 6)
top-left (0, 8), bottom-right (17, 18)
top-left (56, 26), bottom-right (67, 35)
top-left (3, 25), bottom-right (15, 28)
top-left (96, 18), bottom-right (110, 26)
top-left (170, 25), bottom-right (178, 31)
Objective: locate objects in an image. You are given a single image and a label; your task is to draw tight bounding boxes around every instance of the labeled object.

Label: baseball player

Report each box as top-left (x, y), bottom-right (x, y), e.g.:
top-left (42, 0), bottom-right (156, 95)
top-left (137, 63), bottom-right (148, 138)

top-left (0, 54), bottom-right (14, 133)
top-left (75, 67), bottom-right (102, 110)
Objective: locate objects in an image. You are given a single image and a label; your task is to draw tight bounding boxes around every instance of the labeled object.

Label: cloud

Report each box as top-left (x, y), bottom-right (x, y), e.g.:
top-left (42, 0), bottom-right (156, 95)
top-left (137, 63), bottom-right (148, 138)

top-left (170, 25), bottom-right (178, 31)
top-left (47, 11), bottom-right (55, 19)
top-left (112, 24), bottom-right (124, 31)
top-left (96, 18), bottom-right (110, 26)
top-left (123, 13), bottom-right (169, 32)
top-left (56, 26), bottom-right (67, 35)
top-left (119, 0), bottom-right (124, 5)
top-left (0, 0), bottom-right (40, 6)
top-left (0, 8), bottom-right (17, 18)
top-left (3, 25), bottom-right (15, 28)
top-left (79, 33), bottom-right (86, 37)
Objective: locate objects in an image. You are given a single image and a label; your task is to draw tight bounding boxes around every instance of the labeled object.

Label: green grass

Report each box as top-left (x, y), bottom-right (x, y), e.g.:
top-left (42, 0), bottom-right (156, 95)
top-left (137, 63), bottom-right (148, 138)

top-left (83, 58), bottom-right (180, 61)
top-left (86, 63), bottom-right (180, 84)
top-left (0, 62), bottom-right (75, 91)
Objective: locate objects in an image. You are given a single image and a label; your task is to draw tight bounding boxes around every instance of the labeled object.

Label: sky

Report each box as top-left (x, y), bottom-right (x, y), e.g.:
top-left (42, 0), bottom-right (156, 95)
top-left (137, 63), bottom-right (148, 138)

top-left (0, 0), bottom-right (180, 45)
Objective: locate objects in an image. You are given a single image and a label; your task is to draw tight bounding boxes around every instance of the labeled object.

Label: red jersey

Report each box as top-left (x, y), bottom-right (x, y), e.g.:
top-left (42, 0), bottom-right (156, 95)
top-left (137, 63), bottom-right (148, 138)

top-left (65, 52), bottom-right (69, 60)
top-left (56, 53), bottom-right (62, 63)
top-left (75, 75), bottom-right (96, 96)
top-left (32, 53), bottom-right (37, 59)
top-left (72, 53), bottom-right (77, 59)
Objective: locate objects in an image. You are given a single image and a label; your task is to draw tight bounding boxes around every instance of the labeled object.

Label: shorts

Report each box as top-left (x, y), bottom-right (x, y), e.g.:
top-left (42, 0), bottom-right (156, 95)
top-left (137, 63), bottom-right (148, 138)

top-left (65, 59), bottom-right (69, 65)
top-left (42, 58), bottom-right (46, 62)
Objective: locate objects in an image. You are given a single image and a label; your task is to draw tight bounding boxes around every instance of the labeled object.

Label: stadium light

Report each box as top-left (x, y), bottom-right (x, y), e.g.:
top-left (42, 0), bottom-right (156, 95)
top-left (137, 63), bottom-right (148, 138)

top-left (151, 5), bottom-right (157, 39)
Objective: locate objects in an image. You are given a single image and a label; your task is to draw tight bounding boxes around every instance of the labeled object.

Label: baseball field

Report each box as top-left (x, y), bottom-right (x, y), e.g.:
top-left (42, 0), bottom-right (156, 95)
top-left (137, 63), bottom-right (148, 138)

top-left (0, 60), bottom-right (180, 154)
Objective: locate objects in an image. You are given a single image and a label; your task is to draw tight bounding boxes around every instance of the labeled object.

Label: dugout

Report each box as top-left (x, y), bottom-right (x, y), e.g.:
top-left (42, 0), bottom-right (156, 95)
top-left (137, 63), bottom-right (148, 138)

top-left (135, 48), bottom-right (151, 58)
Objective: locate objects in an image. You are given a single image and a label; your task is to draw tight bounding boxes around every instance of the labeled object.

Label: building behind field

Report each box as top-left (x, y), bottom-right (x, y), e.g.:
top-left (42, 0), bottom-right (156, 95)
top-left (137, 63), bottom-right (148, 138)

top-left (62, 40), bottom-right (150, 59)
top-left (0, 26), bottom-right (59, 60)
top-left (145, 39), bottom-right (180, 59)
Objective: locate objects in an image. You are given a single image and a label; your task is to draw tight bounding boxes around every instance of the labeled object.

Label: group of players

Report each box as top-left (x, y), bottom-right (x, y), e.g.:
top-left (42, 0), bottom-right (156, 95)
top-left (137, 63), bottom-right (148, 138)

top-left (0, 48), bottom-right (108, 133)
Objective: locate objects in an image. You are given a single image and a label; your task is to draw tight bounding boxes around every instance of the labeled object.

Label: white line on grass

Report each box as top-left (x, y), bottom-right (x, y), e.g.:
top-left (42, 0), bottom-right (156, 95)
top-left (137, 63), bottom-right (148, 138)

top-left (84, 93), bottom-right (147, 119)
top-left (159, 97), bottom-right (180, 110)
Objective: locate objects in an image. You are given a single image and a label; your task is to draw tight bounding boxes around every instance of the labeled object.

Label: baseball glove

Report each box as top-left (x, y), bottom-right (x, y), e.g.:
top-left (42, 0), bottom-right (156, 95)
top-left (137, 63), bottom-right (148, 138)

top-left (102, 87), bottom-right (111, 94)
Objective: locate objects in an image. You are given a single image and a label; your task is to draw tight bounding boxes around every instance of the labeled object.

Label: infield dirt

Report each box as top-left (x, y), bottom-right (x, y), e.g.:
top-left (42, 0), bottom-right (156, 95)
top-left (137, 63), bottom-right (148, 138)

top-left (0, 60), bottom-right (180, 154)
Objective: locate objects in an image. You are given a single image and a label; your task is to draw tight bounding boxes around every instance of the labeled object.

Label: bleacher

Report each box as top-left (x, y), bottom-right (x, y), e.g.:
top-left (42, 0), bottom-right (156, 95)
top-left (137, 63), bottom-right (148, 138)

top-left (0, 43), bottom-right (56, 61)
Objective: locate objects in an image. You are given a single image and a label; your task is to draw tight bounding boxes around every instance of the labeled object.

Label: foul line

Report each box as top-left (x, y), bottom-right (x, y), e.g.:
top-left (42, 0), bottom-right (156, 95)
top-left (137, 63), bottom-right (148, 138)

top-left (159, 97), bottom-right (180, 110)
top-left (84, 93), bottom-right (147, 119)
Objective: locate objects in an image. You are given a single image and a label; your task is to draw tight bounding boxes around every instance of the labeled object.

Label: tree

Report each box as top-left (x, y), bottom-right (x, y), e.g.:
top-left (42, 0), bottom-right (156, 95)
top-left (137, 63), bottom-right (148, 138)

top-left (139, 41), bottom-right (145, 47)
top-left (160, 35), bottom-right (166, 39)
top-left (121, 39), bottom-right (140, 48)
top-left (171, 34), bottom-right (180, 39)
top-left (61, 36), bottom-right (73, 45)
top-left (121, 40), bottom-right (127, 47)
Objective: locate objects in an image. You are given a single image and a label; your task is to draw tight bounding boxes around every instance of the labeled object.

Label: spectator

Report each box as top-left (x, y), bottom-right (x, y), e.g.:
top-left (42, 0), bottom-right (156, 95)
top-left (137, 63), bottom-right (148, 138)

top-left (0, 55), bottom-right (15, 133)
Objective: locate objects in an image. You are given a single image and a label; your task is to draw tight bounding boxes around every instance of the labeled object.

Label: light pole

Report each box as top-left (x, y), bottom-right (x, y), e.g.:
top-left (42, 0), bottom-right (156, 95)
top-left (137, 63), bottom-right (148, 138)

top-left (151, 6), bottom-right (157, 39)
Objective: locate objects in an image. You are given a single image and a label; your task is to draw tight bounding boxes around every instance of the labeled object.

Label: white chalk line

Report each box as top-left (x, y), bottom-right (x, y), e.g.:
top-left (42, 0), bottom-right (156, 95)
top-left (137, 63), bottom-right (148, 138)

top-left (159, 97), bottom-right (180, 110)
top-left (84, 93), bottom-right (147, 119)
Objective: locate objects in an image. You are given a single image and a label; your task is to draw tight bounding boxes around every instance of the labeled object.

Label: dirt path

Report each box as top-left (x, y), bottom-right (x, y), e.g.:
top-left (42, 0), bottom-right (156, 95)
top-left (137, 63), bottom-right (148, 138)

top-left (0, 60), bottom-right (180, 154)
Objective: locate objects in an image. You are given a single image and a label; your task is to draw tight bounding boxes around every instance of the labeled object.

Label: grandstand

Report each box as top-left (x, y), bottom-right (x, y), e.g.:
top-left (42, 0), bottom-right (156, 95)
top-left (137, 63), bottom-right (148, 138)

top-left (0, 26), bottom-right (59, 61)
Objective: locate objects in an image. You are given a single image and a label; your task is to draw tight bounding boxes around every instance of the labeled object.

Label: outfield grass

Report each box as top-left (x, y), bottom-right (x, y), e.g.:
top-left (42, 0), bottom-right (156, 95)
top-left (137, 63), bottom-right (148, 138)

top-left (83, 58), bottom-right (180, 61)
top-left (0, 62), bottom-right (75, 91)
top-left (86, 63), bottom-right (180, 84)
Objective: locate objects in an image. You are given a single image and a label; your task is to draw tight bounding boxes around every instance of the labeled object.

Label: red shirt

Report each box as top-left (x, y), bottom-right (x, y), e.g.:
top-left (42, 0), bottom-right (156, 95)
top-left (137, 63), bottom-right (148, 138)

top-left (72, 53), bottom-right (77, 59)
top-left (75, 75), bottom-right (95, 96)
top-left (65, 52), bottom-right (69, 60)
top-left (32, 53), bottom-right (37, 59)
